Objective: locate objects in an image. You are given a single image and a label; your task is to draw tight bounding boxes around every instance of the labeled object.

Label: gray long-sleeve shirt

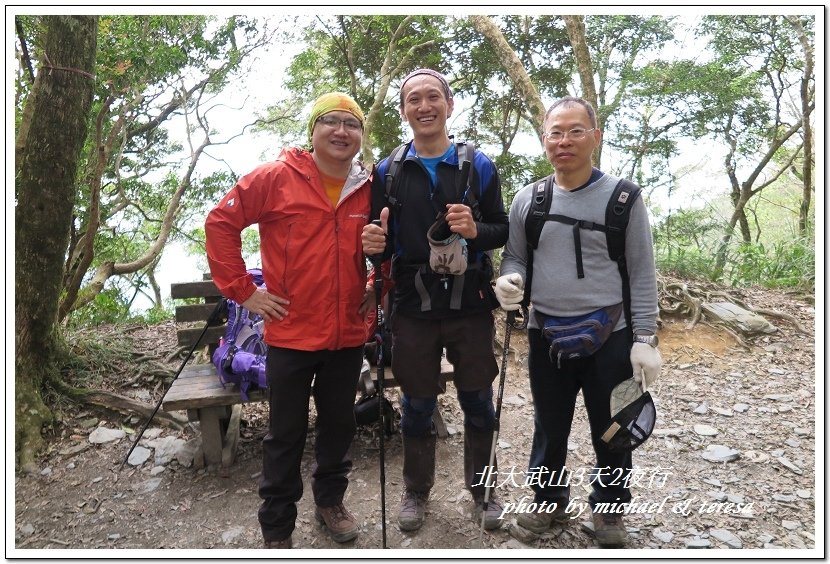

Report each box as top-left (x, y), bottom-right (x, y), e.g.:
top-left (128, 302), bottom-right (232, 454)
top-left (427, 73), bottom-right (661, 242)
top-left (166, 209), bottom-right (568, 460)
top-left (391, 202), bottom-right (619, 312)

top-left (500, 172), bottom-right (659, 333)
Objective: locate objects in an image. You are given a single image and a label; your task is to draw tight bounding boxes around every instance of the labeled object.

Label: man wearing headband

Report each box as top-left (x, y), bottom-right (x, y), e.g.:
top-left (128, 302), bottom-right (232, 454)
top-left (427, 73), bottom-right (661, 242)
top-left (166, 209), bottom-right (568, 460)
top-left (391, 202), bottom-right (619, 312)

top-left (362, 69), bottom-right (509, 533)
top-left (206, 92), bottom-right (372, 549)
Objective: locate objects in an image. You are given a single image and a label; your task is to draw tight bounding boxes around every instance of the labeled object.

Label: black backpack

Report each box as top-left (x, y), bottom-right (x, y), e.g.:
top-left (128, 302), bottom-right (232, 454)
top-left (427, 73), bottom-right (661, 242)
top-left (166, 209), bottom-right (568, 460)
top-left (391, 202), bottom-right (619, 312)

top-left (522, 175), bottom-right (641, 331)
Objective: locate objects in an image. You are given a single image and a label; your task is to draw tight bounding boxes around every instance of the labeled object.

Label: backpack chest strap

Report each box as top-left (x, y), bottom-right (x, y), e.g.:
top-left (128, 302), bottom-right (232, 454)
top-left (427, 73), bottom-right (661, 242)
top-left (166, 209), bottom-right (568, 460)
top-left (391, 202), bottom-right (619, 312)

top-left (545, 213), bottom-right (609, 279)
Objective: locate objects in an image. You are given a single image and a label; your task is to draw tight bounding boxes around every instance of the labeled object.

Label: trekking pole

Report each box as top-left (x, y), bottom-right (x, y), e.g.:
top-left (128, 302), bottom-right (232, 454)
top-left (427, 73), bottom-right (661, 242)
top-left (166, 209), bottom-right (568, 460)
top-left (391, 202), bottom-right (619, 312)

top-left (370, 219), bottom-right (388, 549)
top-left (119, 298), bottom-right (226, 471)
top-left (478, 307), bottom-right (526, 546)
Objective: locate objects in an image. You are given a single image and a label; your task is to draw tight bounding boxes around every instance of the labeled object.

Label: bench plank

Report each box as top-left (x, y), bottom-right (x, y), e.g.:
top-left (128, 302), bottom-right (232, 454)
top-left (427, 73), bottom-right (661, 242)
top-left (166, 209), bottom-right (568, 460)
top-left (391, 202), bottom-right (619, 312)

top-left (176, 325), bottom-right (229, 349)
top-left (176, 302), bottom-right (228, 323)
top-left (162, 364), bottom-right (266, 411)
top-left (171, 280), bottom-right (222, 299)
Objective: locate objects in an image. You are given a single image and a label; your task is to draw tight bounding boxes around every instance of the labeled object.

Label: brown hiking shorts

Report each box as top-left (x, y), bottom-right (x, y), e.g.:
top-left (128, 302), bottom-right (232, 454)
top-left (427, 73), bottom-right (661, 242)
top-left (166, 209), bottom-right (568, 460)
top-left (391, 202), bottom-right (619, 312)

top-left (390, 311), bottom-right (499, 397)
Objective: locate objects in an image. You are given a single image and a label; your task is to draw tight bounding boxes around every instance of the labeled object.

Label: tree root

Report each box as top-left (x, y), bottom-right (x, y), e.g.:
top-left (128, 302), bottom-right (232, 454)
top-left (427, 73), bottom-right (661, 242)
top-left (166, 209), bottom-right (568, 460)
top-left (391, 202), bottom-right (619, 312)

top-left (84, 390), bottom-right (187, 430)
top-left (657, 273), bottom-right (809, 340)
top-left (165, 345), bottom-right (189, 363)
top-left (47, 376), bottom-right (187, 430)
top-left (729, 298), bottom-right (810, 335)
top-left (702, 320), bottom-right (751, 350)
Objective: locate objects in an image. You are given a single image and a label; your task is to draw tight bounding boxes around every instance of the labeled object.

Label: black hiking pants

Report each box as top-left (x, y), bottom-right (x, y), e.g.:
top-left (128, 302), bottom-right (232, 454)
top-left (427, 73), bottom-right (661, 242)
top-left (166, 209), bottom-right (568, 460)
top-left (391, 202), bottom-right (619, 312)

top-left (526, 328), bottom-right (634, 510)
top-left (258, 346), bottom-right (363, 542)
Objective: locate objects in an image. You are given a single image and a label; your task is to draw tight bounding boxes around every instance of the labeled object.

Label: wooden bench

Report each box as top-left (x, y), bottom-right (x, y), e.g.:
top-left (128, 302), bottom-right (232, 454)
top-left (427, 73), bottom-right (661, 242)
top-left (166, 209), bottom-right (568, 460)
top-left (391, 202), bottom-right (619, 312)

top-left (163, 276), bottom-right (454, 469)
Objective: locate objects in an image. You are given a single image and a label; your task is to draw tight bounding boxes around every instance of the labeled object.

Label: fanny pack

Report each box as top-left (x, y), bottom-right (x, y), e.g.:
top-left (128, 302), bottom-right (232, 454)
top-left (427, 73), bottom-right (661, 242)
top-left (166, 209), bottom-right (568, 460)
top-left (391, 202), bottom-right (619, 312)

top-left (539, 303), bottom-right (623, 366)
top-left (427, 212), bottom-right (468, 275)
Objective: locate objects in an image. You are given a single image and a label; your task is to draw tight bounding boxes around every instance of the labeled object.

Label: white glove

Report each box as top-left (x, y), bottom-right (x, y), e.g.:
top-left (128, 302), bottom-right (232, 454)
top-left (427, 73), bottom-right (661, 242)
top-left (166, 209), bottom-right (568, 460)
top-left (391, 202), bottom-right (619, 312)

top-left (630, 342), bottom-right (662, 392)
top-left (494, 273), bottom-right (524, 311)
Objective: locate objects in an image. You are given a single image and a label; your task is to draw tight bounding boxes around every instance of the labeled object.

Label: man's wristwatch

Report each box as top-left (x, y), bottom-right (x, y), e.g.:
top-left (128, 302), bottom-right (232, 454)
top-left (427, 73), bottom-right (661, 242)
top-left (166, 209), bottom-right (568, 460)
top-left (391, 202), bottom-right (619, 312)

top-left (633, 333), bottom-right (659, 347)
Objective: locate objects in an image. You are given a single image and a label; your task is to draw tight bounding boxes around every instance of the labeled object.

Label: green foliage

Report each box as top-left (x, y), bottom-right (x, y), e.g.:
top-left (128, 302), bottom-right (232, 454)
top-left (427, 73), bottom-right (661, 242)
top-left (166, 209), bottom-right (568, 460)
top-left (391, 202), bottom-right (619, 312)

top-left (67, 287), bottom-right (133, 329)
top-left (449, 15), bottom-right (571, 149)
top-left (653, 201), bottom-right (815, 289)
top-left (29, 14), bottom-right (273, 323)
top-left (653, 208), bottom-right (723, 279)
top-left (496, 153), bottom-right (552, 211)
top-left (656, 248), bottom-right (720, 281)
top-left (728, 239), bottom-right (814, 289)
top-left (142, 304), bottom-right (174, 325)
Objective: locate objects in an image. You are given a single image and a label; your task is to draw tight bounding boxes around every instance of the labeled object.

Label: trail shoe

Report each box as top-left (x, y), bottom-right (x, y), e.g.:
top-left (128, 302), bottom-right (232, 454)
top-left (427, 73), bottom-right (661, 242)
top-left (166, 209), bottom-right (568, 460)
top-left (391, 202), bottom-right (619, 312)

top-left (473, 494), bottom-right (505, 530)
top-left (515, 502), bottom-right (571, 534)
top-left (398, 489), bottom-right (429, 531)
top-left (263, 537), bottom-right (292, 549)
top-left (315, 503), bottom-right (359, 543)
top-left (592, 511), bottom-right (628, 547)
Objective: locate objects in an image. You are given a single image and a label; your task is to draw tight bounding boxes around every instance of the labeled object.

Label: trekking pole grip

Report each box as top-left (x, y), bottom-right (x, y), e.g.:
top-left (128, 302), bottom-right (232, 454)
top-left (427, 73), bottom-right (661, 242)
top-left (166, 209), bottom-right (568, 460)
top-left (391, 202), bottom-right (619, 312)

top-left (370, 219), bottom-right (385, 272)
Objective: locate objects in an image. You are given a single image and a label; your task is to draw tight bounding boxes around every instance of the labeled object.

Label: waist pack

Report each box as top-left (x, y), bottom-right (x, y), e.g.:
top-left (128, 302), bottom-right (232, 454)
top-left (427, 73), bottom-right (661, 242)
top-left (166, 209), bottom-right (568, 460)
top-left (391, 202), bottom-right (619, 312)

top-left (211, 269), bottom-right (268, 401)
top-left (539, 303), bottom-right (623, 366)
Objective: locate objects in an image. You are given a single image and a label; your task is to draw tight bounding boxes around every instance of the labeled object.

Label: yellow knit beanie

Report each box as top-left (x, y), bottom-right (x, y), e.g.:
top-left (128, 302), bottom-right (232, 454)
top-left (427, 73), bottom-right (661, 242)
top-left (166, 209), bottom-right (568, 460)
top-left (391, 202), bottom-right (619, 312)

top-left (307, 92), bottom-right (365, 140)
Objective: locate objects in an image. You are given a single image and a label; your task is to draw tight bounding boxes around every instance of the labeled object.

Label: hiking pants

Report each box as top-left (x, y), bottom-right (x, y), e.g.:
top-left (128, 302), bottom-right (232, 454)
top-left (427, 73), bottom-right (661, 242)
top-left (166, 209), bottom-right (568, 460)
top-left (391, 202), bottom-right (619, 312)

top-left (258, 346), bottom-right (362, 542)
top-left (526, 327), bottom-right (634, 510)
top-left (391, 311), bottom-right (499, 398)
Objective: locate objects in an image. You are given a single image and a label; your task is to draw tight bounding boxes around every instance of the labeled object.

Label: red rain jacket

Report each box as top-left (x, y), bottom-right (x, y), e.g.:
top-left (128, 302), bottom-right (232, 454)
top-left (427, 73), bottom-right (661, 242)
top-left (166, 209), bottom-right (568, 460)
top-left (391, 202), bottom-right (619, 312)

top-left (205, 147), bottom-right (373, 351)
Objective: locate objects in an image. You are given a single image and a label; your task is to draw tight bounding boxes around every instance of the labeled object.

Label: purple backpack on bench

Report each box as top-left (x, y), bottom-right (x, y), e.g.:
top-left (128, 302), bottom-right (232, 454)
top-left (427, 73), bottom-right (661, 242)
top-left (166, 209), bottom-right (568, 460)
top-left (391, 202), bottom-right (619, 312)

top-left (211, 268), bottom-right (268, 400)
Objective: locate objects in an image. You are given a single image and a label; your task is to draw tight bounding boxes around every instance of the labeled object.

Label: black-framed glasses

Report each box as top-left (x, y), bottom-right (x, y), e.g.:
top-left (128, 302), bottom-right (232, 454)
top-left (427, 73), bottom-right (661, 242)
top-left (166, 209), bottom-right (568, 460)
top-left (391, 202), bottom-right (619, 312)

top-left (316, 115), bottom-right (363, 132)
top-left (543, 127), bottom-right (596, 142)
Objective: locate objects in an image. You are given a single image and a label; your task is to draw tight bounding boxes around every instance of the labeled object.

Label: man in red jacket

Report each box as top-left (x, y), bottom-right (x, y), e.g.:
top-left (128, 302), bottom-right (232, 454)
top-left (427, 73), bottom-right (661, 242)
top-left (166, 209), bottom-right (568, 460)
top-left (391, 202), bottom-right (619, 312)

top-left (205, 92), bottom-right (373, 549)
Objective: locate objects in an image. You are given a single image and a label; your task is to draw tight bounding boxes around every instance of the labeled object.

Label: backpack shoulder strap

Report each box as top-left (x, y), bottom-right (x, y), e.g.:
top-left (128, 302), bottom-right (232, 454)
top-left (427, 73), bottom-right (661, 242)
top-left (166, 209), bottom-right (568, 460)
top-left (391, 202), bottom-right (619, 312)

top-left (520, 174), bottom-right (554, 308)
top-left (383, 142), bottom-right (411, 211)
top-left (456, 141), bottom-right (482, 222)
top-left (524, 174), bottom-right (555, 251)
top-left (603, 178), bottom-right (641, 337)
top-left (604, 178), bottom-right (641, 261)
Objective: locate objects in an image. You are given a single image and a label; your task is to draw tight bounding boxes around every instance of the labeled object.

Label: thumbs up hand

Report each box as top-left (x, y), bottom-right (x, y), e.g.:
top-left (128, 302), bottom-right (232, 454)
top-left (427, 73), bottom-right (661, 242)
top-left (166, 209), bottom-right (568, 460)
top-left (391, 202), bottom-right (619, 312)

top-left (362, 207), bottom-right (389, 257)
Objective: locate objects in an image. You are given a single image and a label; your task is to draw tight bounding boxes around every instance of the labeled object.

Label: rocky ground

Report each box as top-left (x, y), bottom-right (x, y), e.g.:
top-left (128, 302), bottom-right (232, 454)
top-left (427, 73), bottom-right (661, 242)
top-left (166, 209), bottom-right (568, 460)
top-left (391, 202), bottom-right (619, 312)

top-left (12, 286), bottom-right (820, 556)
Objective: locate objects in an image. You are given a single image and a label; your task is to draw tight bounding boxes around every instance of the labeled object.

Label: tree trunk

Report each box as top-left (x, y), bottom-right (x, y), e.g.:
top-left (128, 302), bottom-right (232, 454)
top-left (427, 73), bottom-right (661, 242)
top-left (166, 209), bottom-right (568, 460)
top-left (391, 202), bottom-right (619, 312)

top-left (14, 15), bottom-right (97, 471)
top-left (788, 17), bottom-right (814, 236)
top-left (563, 15), bottom-right (600, 165)
top-left (469, 15), bottom-right (547, 142)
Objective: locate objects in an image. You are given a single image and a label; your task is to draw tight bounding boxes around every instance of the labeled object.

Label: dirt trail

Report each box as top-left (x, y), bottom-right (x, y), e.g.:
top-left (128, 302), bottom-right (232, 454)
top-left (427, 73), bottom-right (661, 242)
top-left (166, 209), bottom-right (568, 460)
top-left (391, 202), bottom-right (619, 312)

top-left (12, 288), bottom-right (818, 554)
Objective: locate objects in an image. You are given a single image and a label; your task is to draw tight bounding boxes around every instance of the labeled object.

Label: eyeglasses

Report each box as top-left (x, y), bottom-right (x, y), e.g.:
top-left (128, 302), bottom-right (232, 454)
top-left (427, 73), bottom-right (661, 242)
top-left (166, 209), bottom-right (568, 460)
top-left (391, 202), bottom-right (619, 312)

top-left (543, 127), bottom-right (596, 142)
top-left (316, 115), bottom-right (363, 132)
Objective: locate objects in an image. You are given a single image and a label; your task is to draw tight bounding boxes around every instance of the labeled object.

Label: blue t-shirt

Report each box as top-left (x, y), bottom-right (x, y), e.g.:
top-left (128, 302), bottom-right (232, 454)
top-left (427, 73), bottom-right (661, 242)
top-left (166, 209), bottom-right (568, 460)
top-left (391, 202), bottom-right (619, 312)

top-left (416, 144), bottom-right (455, 188)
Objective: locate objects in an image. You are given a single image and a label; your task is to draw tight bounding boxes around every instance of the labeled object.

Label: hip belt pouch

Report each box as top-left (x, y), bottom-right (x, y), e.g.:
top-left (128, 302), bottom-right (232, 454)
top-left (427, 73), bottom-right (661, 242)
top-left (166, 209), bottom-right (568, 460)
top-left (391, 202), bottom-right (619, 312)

top-left (539, 303), bottom-right (623, 365)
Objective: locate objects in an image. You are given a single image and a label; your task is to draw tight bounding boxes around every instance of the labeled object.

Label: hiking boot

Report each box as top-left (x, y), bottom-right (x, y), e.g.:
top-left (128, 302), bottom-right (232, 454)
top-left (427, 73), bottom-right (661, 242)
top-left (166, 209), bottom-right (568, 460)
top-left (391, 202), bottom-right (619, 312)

top-left (473, 494), bottom-right (505, 530)
top-left (515, 502), bottom-right (571, 534)
top-left (398, 489), bottom-right (429, 531)
top-left (263, 537), bottom-right (292, 549)
top-left (315, 503), bottom-right (359, 543)
top-left (592, 511), bottom-right (628, 547)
